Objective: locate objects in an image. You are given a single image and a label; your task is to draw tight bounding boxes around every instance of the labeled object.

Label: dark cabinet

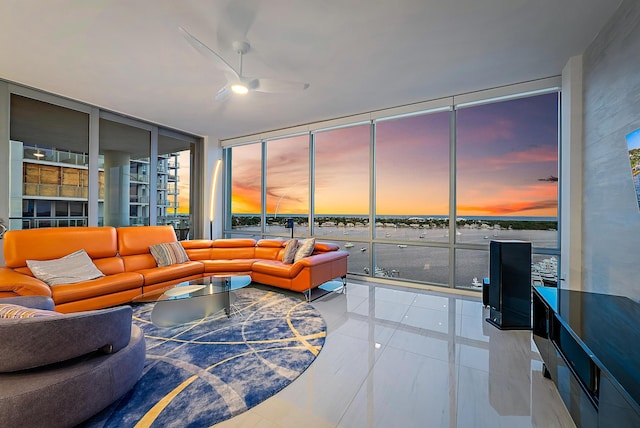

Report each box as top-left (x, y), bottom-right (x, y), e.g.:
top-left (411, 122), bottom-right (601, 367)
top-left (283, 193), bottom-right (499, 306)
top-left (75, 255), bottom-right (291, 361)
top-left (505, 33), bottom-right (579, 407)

top-left (532, 287), bottom-right (640, 428)
top-left (599, 372), bottom-right (640, 428)
top-left (532, 292), bottom-right (551, 366)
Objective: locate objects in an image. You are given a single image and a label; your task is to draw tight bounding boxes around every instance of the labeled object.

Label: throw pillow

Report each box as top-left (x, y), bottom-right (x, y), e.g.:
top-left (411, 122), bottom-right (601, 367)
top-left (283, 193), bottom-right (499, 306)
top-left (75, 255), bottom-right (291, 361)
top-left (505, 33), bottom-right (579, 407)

top-left (293, 238), bottom-right (316, 263)
top-left (150, 241), bottom-right (190, 267)
top-left (282, 239), bottom-right (299, 264)
top-left (0, 303), bottom-right (59, 319)
top-left (26, 249), bottom-right (105, 287)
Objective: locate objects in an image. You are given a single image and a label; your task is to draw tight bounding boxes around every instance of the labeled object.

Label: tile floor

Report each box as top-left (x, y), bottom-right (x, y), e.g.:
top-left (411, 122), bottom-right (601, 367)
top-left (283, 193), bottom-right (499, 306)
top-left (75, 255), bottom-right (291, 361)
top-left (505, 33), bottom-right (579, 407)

top-left (217, 281), bottom-right (575, 427)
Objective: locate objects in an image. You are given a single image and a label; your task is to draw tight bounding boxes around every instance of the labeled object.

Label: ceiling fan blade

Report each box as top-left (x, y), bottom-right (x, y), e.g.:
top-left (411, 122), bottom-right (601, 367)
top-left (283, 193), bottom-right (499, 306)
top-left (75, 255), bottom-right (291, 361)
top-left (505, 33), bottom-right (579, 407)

top-left (178, 26), bottom-right (239, 79)
top-left (252, 78), bottom-right (310, 93)
top-left (217, 0), bottom-right (258, 48)
top-left (215, 85), bottom-right (233, 102)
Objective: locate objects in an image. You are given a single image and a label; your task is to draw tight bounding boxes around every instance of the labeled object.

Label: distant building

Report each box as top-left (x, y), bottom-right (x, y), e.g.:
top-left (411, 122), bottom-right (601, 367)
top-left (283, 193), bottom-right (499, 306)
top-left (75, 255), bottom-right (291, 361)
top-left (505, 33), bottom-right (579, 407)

top-left (10, 141), bottom-right (185, 232)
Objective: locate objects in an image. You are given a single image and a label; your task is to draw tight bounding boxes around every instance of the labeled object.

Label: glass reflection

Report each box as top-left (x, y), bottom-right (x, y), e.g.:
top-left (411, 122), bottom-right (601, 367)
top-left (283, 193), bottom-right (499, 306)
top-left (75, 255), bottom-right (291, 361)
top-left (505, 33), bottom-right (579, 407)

top-left (99, 118), bottom-right (151, 227)
top-left (9, 94), bottom-right (90, 229)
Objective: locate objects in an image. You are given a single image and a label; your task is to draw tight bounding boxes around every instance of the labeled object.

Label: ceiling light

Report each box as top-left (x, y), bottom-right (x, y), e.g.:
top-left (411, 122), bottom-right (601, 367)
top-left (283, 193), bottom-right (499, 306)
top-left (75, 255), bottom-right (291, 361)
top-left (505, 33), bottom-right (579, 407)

top-left (231, 84), bottom-right (249, 95)
top-left (33, 150), bottom-right (44, 158)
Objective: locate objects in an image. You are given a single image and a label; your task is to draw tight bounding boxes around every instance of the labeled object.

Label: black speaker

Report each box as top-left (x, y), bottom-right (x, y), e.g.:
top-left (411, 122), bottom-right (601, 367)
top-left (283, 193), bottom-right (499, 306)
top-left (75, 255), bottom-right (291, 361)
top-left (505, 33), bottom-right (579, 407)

top-left (486, 240), bottom-right (531, 330)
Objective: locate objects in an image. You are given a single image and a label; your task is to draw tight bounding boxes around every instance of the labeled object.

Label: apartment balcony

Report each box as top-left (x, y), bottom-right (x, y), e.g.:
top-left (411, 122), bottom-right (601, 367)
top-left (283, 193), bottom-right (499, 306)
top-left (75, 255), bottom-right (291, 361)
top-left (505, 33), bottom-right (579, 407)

top-left (19, 217), bottom-right (88, 229)
top-left (129, 217), bottom-right (149, 226)
top-left (130, 173), bottom-right (149, 183)
top-left (130, 195), bottom-right (150, 204)
top-left (23, 183), bottom-right (88, 199)
top-left (130, 159), bottom-right (149, 164)
top-left (23, 145), bottom-right (89, 167)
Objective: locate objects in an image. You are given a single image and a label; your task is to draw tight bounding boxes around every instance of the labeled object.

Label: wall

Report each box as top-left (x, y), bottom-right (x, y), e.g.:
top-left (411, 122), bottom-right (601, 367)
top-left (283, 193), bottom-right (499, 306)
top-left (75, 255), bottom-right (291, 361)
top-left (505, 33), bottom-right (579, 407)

top-left (560, 56), bottom-right (583, 291)
top-left (0, 82), bottom-right (9, 265)
top-left (582, 0), bottom-right (640, 299)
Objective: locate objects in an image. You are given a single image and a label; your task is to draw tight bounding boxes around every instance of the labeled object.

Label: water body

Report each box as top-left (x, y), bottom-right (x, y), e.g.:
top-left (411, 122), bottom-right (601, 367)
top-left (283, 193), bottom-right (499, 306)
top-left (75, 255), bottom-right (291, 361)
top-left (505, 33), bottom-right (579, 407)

top-left (231, 224), bottom-right (557, 290)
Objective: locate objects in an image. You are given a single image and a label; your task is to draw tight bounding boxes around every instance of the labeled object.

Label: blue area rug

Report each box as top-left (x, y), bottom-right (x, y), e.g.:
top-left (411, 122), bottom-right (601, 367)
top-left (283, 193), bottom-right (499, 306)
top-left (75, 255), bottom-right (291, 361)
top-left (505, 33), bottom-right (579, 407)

top-left (84, 287), bottom-right (326, 427)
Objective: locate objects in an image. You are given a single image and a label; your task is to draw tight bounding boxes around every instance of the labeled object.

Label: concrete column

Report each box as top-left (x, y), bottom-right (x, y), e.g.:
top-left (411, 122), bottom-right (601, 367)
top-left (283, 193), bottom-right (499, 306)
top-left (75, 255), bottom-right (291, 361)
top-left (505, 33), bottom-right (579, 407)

top-left (103, 150), bottom-right (131, 226)
top-left (0, 82), bottom-right (8, 265)
top-left (560, 55), bottom-right (584, 290)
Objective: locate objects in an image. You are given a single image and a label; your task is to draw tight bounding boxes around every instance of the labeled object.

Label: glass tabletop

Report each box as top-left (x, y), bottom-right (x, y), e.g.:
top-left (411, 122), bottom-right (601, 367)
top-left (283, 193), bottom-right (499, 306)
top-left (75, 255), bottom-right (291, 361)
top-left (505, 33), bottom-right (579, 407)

top-left (133, 274), bottom-right (252, 304)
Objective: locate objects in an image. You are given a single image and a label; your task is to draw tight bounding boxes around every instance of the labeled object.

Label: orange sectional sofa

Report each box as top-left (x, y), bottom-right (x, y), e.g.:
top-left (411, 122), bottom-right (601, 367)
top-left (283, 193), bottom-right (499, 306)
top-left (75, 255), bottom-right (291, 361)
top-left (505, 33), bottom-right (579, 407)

top-left (0, 226), bottom-right (348, 313)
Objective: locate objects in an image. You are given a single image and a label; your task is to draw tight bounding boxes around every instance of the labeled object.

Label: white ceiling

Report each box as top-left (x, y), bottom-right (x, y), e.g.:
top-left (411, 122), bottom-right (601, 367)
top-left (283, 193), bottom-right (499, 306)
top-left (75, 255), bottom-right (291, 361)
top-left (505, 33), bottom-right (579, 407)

top-left (0, 0), bottom-right (621, 142)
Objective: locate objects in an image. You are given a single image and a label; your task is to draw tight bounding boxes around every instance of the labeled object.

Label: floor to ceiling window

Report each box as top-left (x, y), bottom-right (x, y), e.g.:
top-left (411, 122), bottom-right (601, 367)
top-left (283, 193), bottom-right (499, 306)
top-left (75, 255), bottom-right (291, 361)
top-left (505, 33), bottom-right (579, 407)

top-left (265, 135), bottom-right (309, 237)
top-left (9, 94), bottom-right (90, 229)
top-left (157, 132), bottom-right (194, 239)
top-left (229, 142), bottom-right (263, 237)
top-left (374, 110), bottom-right (451, 283)
top-left (455, 92), bottom-right (559, 289)
top-left (6, 87), bottom-right (200, 236)
top-left (314, 124), bottom-right (371, 274)
top-left (223, 80), bottom-right (560, 291)
top-left (99, 118), bottom-right (151, 227)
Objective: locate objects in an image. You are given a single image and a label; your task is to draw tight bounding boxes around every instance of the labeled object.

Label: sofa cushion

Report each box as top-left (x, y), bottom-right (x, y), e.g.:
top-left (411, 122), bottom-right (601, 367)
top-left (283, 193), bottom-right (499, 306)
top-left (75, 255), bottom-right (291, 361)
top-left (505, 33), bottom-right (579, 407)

top-left (0, 305), bottom-right (133, 372)
top-left (294, 238), bottom-right (316, 263)
top-left (201, 259), bottom-right (258, 274)
top-left (212, 238), bottom-right (256, 248)
top-left (49, 272), bottom-right (144, 305)
top-left (0, 323), bottom-right (145, 428)
top-left (149, 242), bottom-right (190, 267)
top-left (117, 225), bottom-right (178, 256)
top-left (3, 226), bottom-right (118, 269)
top-left (0, 268), bottom-right (52, 297)
top-left (26, 249), bottom-right (105, 286)
top-left (136, 261), bottom-right (204, 286)
top-left (0, 303), bottom-right (59, 319)
top-left (251, 260), bottom-right (305, 278)
top-left (282, 239), bottom-right (298, 264)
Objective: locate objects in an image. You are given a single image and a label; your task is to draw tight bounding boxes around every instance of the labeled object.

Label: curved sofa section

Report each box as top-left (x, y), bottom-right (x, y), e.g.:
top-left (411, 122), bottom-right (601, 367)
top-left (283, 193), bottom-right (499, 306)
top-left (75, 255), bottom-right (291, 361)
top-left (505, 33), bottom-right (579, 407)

top-left (0, 226), bottom-right (348, 312)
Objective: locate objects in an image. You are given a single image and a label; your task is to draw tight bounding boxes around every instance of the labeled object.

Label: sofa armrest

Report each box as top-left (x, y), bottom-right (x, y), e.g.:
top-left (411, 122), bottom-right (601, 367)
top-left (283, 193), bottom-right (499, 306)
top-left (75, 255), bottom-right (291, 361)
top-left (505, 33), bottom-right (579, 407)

top-left (313, 242), bottom-right (340, 253)
top-left (297, 250), bottom-right (349, 267)
top-left (0, 267), bottom-right (52, 297)
top-left (0, 305), bottom-right (133, 372)
top-left (0, 295), bottom-right (55, 310)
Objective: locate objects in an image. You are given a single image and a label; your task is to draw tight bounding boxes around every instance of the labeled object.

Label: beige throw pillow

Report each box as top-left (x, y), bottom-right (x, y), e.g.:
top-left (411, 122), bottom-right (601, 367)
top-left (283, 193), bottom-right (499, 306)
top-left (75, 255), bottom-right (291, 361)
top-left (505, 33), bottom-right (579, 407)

top-left (149, 242), bottom-right (190, 267)
top-left (0, 303), bottom-right (59, 318)
top-left (282, 239), bottom-right (299, 264)
top-left (26, 249), bottom-right (105, 286)
top-left (293, 238), bottom-right (316, 263)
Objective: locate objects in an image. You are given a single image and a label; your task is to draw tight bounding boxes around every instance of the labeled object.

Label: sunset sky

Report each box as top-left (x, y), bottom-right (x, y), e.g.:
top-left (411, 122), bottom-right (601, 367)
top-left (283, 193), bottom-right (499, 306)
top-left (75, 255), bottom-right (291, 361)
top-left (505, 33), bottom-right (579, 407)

top-left (231, 92), bottom-right (559, 218)
top-left (176, 150), bottom-right (190, 214)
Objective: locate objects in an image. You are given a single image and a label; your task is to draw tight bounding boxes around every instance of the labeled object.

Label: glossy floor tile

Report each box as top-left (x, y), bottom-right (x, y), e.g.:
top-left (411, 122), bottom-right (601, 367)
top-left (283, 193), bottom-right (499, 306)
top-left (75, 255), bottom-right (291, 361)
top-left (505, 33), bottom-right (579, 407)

top-left (216, 281), bottom-right (575, 427)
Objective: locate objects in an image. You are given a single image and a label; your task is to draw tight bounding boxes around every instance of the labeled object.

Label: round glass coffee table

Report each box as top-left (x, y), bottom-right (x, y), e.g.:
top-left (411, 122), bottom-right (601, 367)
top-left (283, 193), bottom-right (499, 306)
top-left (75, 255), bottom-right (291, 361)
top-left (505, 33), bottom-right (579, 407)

top-left (132, 274), bottom-right (251, 327)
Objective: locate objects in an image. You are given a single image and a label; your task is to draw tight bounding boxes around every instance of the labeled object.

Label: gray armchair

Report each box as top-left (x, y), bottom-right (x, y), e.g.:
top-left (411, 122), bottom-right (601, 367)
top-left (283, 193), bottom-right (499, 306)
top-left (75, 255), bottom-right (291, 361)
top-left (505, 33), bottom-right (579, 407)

top-left (0, 296), bottom-right (146, 428)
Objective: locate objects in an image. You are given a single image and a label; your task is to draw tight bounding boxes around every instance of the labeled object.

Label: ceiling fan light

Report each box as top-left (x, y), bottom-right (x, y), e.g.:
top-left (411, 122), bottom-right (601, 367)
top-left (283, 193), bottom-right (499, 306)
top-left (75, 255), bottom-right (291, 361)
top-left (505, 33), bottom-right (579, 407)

top-left (231, 83), bottom-right (249, 94)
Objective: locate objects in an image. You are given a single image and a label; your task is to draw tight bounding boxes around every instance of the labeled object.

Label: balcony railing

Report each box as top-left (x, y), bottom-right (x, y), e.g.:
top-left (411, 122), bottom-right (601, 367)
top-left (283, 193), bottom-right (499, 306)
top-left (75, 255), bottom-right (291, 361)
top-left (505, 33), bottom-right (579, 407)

top-left (23, 183), bottom-right (88, 199)
top-left (23, 146), bottom-right (89, 167)
top-left (15, 217), bottom-right (89, 229)
top-left (130, 173), bottom-right (149, 183)
top-left (130, 195), bottom-right (150, 204)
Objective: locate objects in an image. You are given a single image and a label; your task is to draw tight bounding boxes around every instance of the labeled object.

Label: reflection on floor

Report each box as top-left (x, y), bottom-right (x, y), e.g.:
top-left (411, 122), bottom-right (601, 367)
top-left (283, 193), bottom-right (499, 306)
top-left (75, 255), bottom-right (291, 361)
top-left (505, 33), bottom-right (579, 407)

top-left (217, 280), bottom-right (575, 428)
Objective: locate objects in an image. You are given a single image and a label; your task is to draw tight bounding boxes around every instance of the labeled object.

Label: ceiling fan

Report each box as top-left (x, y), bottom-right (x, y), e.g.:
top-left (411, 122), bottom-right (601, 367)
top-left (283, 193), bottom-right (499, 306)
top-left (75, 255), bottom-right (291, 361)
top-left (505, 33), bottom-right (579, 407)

top-left (178, 26), bottom-right (310, 102)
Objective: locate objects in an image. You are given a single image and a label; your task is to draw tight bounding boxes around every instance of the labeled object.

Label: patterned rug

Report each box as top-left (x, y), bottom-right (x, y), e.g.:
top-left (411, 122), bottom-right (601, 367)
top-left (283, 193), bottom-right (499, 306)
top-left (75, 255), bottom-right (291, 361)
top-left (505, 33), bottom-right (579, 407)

top-left (83, 287), bottom-right (326, 427)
